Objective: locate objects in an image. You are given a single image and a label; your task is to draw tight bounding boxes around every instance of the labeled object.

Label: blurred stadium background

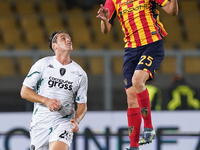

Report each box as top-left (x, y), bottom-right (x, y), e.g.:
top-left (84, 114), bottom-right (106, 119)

top-left (0, 0), bottom-right (200, 112)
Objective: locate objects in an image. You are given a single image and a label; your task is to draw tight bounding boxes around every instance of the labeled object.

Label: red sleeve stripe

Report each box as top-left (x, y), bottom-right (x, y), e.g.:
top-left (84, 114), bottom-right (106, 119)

top-left (156, 0), bottom-right (168, 6)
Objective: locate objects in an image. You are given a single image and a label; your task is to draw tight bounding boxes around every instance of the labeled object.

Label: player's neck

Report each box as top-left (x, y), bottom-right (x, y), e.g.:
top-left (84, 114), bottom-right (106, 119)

top-left (55, 54), bottom-right (71, 66)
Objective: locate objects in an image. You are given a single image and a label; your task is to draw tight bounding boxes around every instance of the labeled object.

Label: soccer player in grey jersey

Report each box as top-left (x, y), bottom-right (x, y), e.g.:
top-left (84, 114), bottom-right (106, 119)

top-left (20, 31), bottom-right (88, 150)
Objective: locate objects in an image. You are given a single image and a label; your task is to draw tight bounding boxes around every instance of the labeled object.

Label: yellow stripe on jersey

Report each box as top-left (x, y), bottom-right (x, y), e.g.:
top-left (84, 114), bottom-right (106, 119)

top-left (137, 0), bottom-right (148, 46)
top-left (106, 0), bottom-right (168, 48)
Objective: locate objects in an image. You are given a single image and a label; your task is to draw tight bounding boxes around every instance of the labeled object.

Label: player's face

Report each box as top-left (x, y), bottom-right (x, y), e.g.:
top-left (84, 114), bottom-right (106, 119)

top-left (54, 33), bottom-right (73, 51)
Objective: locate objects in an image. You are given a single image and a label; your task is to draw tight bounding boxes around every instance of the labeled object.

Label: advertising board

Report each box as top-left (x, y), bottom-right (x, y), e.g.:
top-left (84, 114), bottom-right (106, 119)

top-left (0, 111), bottom-right (199, 150)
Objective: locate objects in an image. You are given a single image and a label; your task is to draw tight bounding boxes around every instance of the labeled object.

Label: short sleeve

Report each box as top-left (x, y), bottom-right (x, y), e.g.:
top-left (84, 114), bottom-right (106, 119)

top-left (22, 60), bottom-right (42, 90)
top-left (104, 0), bottom-right (116, 25)
top-left (76, 71), bottom-right (88, 103)
top-left (155, 0), bottom-right (168, 7)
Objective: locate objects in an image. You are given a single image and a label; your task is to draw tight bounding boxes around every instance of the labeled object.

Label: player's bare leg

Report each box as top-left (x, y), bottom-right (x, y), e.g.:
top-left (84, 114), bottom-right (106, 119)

top-left (49, 141), bottom-right (69, 150)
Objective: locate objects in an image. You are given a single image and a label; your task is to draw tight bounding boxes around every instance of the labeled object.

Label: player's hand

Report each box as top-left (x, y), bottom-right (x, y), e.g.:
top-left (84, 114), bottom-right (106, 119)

top-left (43, 97), bottom-right (61, 112)
top-left (96, 4), bottom-right (110, 21)
top-left (70, 119), bottom-right (79, 132)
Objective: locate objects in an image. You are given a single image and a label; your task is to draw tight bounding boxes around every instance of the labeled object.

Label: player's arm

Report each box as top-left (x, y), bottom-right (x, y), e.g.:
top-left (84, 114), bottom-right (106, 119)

top-left (71, 71), bottom-right (88, 132)
top-left (101, 20), bottom-right (112, 35)
top-left (97, 4), bottom-right (112, 34)
top-left (162, 0), bottom-right (178, 16)
top-left (70, 103), bottom-right (87, 132)
top-left (20, 85), bottom-right (61, 111)
top-left (21, 85), bottom-right (46, 103)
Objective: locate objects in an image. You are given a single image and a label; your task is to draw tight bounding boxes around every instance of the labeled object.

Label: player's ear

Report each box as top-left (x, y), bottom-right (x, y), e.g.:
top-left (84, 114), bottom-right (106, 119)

top-left (52, 43), bottom-right (57, 51)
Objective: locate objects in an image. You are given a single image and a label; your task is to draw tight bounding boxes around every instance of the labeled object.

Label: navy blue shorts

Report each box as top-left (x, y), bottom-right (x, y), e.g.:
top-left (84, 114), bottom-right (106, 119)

top-left (123, 39), bottom-right (165, 89)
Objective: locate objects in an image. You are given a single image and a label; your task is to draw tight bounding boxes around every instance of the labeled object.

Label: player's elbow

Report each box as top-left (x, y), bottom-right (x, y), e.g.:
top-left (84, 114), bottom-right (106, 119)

top-left (170, 10), bottom-right (178, 16)
top-left (101, 22), bottom-right (111, 35)
top-left (20, 85), bottom-right (28, 99)
top-left (101, 29), bottom-right (109, 35)
top-left (102, 32), bottom-right (108, 35)
top-left (20, 89), bottom-right (26, 99)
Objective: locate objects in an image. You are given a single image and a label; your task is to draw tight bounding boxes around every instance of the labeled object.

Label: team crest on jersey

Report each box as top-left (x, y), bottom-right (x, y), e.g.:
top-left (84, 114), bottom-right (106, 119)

top-left (141, 107), bottom-right (148, 117)
top-left (124, 79), bottom-right (127, 85)
top-left (60, 68), bottom-right (66, 76)
top-left (128, 126), bottom-right (134, 136)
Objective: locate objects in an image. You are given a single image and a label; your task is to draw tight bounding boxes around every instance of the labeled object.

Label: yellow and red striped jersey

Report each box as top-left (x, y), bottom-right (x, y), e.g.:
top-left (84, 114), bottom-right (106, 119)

top-left (104, 0), bottom-right (168, 48)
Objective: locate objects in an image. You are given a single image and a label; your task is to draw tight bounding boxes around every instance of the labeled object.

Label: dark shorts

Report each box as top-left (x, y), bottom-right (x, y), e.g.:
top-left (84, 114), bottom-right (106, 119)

top-left (123, 39), bottom-right (165, 89)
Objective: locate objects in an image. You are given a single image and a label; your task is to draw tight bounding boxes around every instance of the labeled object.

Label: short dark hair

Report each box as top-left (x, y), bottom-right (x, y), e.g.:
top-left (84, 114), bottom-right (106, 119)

top-left (48, 31), bottom-right (67, 51)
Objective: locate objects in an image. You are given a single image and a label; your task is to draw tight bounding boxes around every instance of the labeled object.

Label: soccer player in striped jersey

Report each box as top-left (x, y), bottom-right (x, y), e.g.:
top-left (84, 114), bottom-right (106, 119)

top-left (20, 31), bottom-right (88, 150)
top-left (97, 0), bottom-right (178, 150)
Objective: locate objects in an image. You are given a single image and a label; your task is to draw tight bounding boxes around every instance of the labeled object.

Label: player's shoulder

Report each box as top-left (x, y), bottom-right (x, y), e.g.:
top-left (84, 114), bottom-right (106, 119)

top-left (35, 56), bottom-right (54, 65)
top-left (32, 56), bottom-right (54, 71)
top-left (71, 60), bottom-right (87, 76)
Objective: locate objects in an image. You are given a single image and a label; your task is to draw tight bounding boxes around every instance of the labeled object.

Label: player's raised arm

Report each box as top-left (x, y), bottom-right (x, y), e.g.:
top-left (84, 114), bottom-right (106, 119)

top-left (162, 0), bottom-right (178, 16)
top-left (96, 4), bottom-right (112, 34)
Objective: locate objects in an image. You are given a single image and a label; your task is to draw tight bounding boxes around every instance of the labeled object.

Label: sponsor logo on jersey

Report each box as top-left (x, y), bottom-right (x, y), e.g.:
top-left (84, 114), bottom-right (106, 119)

top-left (119, 4), bottom-right (147, 17)
top-left (48, 76), bottom-right (73, 90)
top-left (47, 64), bottom-right (54, 68)
top-left (70, 71), bottom-right (81, 76)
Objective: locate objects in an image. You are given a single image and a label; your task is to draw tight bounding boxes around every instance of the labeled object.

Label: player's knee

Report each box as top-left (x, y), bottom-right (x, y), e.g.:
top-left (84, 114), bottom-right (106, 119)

top-left (132, 79), bottom-right (144, 91)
